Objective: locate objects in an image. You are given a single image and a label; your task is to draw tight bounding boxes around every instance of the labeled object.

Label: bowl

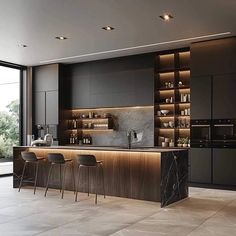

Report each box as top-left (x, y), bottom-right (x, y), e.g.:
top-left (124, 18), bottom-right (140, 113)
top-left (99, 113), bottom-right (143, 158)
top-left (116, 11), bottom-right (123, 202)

top-left (163, 122), bottom-right (169, 128)
top-left (160, 110), bottom-right (170, 116)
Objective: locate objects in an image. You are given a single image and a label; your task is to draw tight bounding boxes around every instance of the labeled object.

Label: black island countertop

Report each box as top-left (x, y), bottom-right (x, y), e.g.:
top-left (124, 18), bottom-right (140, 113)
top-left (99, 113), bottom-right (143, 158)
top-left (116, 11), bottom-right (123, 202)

top-left (15, 145), bottom-right (188, 153)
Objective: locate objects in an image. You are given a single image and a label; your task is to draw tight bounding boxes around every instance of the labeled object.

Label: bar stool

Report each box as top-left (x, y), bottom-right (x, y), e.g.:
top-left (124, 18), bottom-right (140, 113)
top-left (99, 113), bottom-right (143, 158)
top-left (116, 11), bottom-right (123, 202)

top-left (75, 154), bottom-right (105, 204)
top-left (18, 151), bottom-right (45, 194)
top-left (44, 153), bottom-right (75, 198)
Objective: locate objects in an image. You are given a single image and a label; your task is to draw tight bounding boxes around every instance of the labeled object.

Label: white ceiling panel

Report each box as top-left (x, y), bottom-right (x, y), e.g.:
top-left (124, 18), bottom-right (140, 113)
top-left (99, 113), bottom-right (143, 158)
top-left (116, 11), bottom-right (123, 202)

top-left (0, 0), bottom-right (235, 66)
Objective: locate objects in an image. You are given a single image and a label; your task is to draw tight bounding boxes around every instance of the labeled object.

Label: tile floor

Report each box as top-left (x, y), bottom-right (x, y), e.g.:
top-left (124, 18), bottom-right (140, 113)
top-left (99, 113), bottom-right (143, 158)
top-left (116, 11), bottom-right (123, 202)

top-left (0, 162), bottom-right (13, 175)
top-left (0, 176), bottom-right (236, 236)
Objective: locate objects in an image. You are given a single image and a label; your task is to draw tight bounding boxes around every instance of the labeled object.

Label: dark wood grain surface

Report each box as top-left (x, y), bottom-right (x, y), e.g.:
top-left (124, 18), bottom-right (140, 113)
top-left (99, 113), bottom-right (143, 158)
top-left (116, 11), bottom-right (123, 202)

top-left (14, 147), bottom-right (161, 202)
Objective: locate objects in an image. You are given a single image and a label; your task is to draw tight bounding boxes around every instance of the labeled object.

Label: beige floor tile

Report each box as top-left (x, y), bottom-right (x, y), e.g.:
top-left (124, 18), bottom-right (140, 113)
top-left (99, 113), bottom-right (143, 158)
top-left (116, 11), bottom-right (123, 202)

top-left (0, 176), bottom-right (236, 236)
top-left (187, 224), bottom-right (236, 236)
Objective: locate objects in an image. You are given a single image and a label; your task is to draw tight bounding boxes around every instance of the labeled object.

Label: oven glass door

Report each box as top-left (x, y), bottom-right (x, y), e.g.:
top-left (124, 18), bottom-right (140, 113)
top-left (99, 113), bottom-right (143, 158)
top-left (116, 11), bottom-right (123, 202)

top-left (191, 125), bottom-right (211, 142)
top-left (212, 124), bottom-right (235, 141)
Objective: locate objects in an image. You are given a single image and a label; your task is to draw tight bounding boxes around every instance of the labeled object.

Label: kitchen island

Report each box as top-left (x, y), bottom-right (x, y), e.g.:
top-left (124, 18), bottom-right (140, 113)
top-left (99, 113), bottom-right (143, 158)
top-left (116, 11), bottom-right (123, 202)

top-left (13, 146), bottom-right (188, 207)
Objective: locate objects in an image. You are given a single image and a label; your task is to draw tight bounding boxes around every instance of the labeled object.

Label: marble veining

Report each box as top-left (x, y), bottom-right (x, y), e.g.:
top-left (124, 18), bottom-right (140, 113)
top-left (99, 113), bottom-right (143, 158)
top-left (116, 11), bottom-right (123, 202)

top-left (89, 108), bottom-right (154, 147)
top-left (160, 150), bottom-right (189, 207)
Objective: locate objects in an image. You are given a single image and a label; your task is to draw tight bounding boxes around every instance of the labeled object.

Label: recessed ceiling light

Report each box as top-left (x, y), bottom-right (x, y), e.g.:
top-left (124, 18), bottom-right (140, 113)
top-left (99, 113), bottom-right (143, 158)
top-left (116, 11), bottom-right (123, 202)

top-left (102, 26), bottom-right (114, 31)
top-left (18, 44), bottom-right (27, 48)
top-left (55, 36), bottom-right (68, 40)
top-left (160, 14), bottom-right (173, 21)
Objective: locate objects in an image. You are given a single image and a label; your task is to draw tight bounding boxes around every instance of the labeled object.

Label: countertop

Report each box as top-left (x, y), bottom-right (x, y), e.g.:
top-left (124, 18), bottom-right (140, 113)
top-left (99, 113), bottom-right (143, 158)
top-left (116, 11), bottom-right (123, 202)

top-left (15, 145), bottom-right (188, 153)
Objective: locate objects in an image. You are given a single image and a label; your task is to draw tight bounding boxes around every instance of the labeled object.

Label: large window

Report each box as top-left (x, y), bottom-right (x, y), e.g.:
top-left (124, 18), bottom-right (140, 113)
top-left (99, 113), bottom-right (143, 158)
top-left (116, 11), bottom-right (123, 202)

top-left (0, 66), bottom-right (20, 174)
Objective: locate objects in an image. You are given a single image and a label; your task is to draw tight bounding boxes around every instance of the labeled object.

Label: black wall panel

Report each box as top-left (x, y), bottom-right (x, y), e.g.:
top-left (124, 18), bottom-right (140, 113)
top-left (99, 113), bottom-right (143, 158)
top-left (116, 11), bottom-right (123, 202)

top-left (34, 64), bottom-right (59, 92)
top-left (67, 53), bottom-right (154, 109)
top-left (190, 75), bottom-right (212, 119)
top-left (190, 148), bottom-right (212, 184)
top-left (213, 148), bottom-right (236, 186)
top-left (212, 74), bottom-right (236, 119)
top-left (191, 37), bottom-right (236, 76)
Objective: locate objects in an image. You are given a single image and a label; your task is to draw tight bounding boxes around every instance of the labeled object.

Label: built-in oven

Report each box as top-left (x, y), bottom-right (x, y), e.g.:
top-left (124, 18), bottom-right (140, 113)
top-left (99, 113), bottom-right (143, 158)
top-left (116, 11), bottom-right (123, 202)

top-left (190, 120), bottom-right (211, 148)
top-left (212, 119), bottom-right (236, 148)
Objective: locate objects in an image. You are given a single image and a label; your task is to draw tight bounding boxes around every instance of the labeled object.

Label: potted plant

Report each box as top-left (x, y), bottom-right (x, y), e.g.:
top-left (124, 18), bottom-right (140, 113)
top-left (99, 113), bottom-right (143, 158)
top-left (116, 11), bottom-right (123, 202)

top-left (177, 138), bottom-right (183, 147)
top-left (182, 137), bottom-right (189, 148)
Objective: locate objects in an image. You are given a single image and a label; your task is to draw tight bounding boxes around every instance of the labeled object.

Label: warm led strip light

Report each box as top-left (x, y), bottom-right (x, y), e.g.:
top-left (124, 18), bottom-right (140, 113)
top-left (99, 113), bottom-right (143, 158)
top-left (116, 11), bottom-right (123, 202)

top-left (71, 105), bottom-right (153, 112)
top-left (40, 32), bottom-right (231, 63)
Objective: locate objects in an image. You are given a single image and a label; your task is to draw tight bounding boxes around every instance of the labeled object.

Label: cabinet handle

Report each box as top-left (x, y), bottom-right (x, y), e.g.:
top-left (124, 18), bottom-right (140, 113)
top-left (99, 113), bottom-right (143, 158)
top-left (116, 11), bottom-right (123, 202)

top-left (213, 124), bottom-right (234, 127)
top-left (191, 125), bottom-right (210, 127)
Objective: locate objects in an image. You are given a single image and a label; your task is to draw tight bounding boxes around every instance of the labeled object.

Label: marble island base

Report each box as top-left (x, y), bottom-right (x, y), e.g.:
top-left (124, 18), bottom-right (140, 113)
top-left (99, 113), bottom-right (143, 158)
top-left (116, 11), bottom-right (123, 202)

top-left (13, 146), bottom-right (188, 207)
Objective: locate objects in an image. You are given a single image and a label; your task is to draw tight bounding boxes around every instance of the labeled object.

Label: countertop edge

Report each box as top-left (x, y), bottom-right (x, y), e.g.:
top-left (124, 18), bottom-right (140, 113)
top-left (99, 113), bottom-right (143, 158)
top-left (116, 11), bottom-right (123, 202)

top-left (14, 146), bottom-right (188, 153)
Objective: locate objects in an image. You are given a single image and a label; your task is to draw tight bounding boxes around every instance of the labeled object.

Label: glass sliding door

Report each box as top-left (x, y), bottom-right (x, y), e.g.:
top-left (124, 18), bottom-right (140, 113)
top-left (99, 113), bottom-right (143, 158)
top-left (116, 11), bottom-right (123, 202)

top-left (0, 66), bottom-right (20, 175)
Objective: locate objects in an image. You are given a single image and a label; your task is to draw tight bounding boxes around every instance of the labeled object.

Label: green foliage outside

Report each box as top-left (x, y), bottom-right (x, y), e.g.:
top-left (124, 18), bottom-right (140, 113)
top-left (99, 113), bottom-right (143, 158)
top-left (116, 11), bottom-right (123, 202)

top-left (0, 100), bottom-right (19, 159)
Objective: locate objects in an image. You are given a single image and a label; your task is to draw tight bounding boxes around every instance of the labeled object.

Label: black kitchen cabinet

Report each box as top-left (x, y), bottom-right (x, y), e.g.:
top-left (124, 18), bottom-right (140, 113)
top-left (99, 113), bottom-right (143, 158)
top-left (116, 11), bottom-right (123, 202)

top-left (34, 64), bottom-right (59, 92)
top-left (213, 148), bottom-right (236, 186)
top-left (34, 91), bottom-right (58, 125)
top-left (68, 53), bottom-right (154, 109)
top-left (213, 74), bottom-right (236, 119)
top-left (190, 75), bottom-right (212, 119)
top-left (34, 91), bottom-right (46, 125)
top-left (191, 37), bottom-right (236, 76)
top-left (190, 148), bottom-right (212, 184)
top-left (33, 64), bottom-right (61, 126)
top-left (71, 73), bottom-right (91, 108)
top-left (46, 90), bottom-right (58, 124)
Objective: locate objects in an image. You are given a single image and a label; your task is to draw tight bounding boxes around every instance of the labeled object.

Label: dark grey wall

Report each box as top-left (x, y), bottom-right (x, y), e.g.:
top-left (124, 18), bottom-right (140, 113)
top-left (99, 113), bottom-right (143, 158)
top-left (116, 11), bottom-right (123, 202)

top-left (89, 108), bottom-right (154, 147)
top-left (65, 53), bottom-right (154, 109)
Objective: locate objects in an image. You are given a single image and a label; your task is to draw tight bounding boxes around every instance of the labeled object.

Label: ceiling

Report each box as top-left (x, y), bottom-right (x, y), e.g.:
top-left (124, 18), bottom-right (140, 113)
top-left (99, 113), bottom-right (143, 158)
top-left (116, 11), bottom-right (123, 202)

top-left (0, 0), bottom-right (235, 66)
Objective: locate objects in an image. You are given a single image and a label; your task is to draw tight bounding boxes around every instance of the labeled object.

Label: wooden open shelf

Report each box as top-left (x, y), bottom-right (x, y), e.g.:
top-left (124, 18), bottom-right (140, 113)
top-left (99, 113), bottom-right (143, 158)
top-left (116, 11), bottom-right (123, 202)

top-left (70, 128), bottom-right (114, 132)
top-left (155, 48), bottom-right (191, 147)
top-left (67, 112), bottom-right (114, 145)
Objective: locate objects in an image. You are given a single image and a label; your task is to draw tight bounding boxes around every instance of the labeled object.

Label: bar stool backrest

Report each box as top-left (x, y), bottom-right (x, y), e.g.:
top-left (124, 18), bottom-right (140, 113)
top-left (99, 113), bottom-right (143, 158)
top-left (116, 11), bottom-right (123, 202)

top-left (21, 152), bottom-right (37, 162)
top-left (76, 154), bottom-right (97, 166)
top-left (48, 153), bottom-right (65, 164)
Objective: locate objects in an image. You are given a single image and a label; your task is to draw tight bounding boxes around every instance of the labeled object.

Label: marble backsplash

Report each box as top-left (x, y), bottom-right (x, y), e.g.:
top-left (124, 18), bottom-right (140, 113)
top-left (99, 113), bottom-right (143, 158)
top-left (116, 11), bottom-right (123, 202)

top-left (90, 108), bottom-right (154, 147)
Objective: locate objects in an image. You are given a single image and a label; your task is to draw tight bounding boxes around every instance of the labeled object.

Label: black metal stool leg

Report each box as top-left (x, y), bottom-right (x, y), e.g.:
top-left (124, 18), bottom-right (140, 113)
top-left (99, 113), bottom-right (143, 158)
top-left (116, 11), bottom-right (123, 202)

top-left (71, 162), bottom-right (76, 194)
top-left (45, 163), bottom-right (53, 197)
top-left (61, 163), bottom-right (67, 199)
top-left (34, 161), bottom-right (39, 195)
top-left (59, 164), bottom-right (62, 192)
top-left (95, 166), bottom-right (98, 204)
top-left (101, 164), bottom-right (106, 198)
top-left (87, 167), bottom-right (90, 196)
top-left (75, 165), bottom-right (81, 202)
top-left (18, 161), bottom-right (27, 192)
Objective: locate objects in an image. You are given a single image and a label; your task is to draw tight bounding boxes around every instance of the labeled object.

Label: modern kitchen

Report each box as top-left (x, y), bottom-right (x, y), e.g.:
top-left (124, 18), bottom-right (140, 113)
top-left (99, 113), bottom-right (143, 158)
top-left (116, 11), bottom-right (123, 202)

top-left (1, 1), bottom-right (236, 236)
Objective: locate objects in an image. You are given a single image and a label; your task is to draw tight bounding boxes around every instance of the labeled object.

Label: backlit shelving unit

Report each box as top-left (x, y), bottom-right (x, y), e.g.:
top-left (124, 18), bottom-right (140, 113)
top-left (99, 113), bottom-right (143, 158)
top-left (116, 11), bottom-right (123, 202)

top-left (154, 49), bottom-right (191, 147)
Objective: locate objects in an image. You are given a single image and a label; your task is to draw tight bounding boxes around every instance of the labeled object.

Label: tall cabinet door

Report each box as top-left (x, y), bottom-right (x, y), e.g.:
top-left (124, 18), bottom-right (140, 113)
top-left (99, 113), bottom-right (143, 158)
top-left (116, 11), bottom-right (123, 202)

top-left (34, 92), bottom-right (46, 125)
top-left (34, 64), bottom-right (59, 92)
top-left (213, 74), bottom-right (236, 119)
top-left (33, 64), bottom-right (60, 126)
top-left (213, 148), bottom-right (236, 186)
top-left (191, 76), bottom-right (212, 119)
top-left (191, 38), bottom-right (236, 76)
top-left (190, 148), bottom-right (212, 184)
top-left (46, 91), bottom-right (58, 125)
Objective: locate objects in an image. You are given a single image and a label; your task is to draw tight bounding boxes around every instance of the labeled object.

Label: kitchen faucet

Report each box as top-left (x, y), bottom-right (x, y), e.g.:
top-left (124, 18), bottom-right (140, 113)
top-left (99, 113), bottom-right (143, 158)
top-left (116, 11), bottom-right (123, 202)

top-left (127, 129), bottom-right (138, 149)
